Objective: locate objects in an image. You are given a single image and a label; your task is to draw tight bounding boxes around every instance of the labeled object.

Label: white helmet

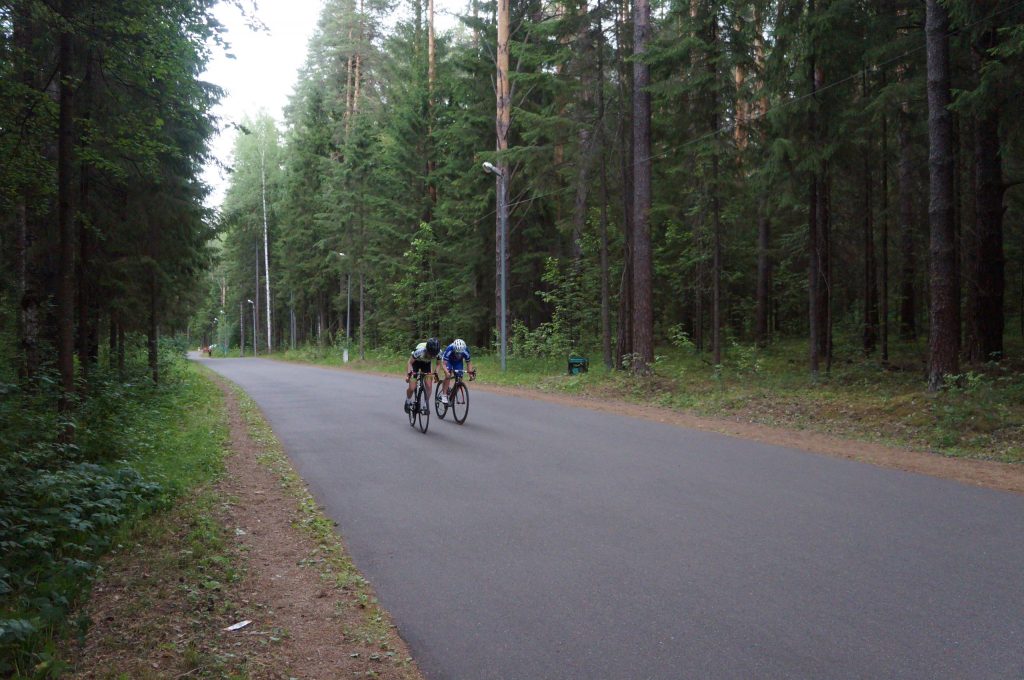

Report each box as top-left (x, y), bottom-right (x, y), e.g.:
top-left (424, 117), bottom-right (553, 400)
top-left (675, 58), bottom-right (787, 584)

top-left (453, 338), bottom-right (467, 355)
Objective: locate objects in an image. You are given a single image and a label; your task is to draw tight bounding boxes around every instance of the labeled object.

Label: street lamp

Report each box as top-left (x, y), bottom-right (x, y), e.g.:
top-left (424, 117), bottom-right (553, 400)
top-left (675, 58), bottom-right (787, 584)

top-left (336, 252), bottom-right (351, 342)
top-left (247, 299), bottom-right (256, 356)
top-left (483, 161), bottom-right (508, 372)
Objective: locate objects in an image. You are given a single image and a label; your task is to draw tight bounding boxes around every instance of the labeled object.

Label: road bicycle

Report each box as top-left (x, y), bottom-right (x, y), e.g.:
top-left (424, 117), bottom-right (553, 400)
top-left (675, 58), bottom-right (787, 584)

top-left (434, 369), bottom-right (474, 424)
top-left (406, 370), bottom-right (432, 433)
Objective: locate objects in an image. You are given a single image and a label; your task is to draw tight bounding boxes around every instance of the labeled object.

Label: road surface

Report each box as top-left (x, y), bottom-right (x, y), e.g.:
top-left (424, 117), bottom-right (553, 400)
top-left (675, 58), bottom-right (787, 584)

top-left (198, 356), bottom-right (1024, 679)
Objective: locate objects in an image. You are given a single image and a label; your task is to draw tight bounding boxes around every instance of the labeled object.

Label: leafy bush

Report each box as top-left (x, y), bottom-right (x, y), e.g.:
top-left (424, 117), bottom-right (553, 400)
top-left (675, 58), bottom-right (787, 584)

top-left (0, 349), bottom-right (223, 676)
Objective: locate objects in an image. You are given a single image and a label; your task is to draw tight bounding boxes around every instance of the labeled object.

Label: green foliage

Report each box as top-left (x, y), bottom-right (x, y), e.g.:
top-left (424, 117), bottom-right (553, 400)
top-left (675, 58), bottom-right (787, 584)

top-left (0, 357), bottom-right (227, 676)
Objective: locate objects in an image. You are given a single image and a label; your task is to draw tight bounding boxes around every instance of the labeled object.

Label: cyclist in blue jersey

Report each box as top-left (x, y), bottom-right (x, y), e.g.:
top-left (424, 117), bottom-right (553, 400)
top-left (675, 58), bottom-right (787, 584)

top-left (405, 337), bottom-right (440, 413)
top-left (439, 338), bottom-right (475, 404)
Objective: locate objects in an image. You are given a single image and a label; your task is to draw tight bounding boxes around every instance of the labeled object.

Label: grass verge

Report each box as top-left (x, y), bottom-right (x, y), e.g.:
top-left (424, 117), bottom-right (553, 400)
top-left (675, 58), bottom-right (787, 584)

top-left (1, 359), bottom-right (230, 678)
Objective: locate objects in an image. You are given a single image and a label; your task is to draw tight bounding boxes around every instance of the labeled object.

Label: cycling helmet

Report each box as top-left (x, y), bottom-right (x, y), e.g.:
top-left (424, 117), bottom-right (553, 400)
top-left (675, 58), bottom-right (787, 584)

top-left (426, 337), bottom-right (441, 355)
top-left (452, 338), bottom-right (467, 356)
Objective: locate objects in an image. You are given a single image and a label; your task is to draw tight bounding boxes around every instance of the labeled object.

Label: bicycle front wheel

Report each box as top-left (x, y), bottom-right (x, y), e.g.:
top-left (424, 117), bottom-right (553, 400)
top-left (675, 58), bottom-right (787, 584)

top-left (416, 385), bottom-right (430, 433)
top-left (451, 382), bottom-right (469, 424)
top-left (434, 381), bottom-right (447, 419)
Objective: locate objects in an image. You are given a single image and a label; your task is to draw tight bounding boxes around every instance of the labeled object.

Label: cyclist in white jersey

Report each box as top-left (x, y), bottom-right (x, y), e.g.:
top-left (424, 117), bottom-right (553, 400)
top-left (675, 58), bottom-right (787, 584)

top-left (405, 337), bottom-right (440, 413)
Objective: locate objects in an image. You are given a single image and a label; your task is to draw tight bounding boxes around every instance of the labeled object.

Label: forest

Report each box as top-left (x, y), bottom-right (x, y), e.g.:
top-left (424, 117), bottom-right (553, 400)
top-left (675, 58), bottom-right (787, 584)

top-left (205, 0), bottom-right (1024, 392)
top-left (1, 0), bottom-right (1023, 672)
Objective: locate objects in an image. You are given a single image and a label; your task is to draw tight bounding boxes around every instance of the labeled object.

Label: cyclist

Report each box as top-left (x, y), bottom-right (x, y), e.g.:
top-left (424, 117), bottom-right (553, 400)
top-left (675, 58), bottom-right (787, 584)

top-left (439, 338), bottom-right (475, 404)
top-left (405, 337), bottom-right (440, 413)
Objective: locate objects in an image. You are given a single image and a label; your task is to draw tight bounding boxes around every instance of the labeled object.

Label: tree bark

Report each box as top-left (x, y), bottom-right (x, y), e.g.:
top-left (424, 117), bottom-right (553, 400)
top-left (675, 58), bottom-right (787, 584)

top-left (925, 0), bottom-right (959, 390)
top-left (614, 0), bottom-right (634, 368)
top-left (14, 3), bottom-right (41, 382)
top-left (630, 0), bottom-right (653, 373)
top-left (880, 110), bottom-right (890, 363)
top-left (807, 57), bottom-right (821, 377)
top-left (427, 0), bottom-right (437, 208)
top-left (754, 208), bottom-right (771, 348)
top-left (597, 0), bottom-right (612, 370)
top-left (897, 102), bottom-right (917, 341)
top-left (709, 13), bottom-right (721, 367)
top-left (863, 155), bottom-right (878, 354)
top-left (117, 318), bottom-right (125, 378)
top-left (148, 267), bottom-right (159, 385)
top-left (966, 28), bottom-right (1005, 363)
top-left (57, 0), bottom-right (76, 410)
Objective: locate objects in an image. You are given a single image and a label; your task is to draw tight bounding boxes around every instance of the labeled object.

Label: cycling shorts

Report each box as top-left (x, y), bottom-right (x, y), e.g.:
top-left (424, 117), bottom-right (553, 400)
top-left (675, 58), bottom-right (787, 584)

top-left (445, 359), bottom-right (465, 373)
top-left (411, 359), bottom-right (432, 374)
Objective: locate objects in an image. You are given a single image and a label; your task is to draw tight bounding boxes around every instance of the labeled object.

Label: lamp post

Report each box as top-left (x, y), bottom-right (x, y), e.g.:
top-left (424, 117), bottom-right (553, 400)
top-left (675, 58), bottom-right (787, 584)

top-left (483, 161), bottom-right (508, 371)
top-left (247, 299), bottom-right (256, 356)
top-left (240, 301), bottom-right (245, 357)
top-left (336, 252), bottom-right (351, 342)
top-left (219, 309), bottom-right (227, 356)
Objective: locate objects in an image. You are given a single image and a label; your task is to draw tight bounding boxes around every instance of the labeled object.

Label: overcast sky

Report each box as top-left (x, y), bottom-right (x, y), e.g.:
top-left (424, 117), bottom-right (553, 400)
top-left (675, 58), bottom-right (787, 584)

top-left (200, 0), bottom-right (465, 209)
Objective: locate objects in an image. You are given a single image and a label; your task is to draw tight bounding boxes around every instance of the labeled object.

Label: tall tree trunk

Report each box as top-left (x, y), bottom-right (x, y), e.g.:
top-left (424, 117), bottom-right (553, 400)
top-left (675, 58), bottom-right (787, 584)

top-left (808, 177), bottom-right (820, 376)
top-left (117, 319), bottom-right (125, 378)
top-left (967, 29), bottom-right (1005, 363)
top-left (753, 5), bottom-right (770, 349)
top-left (259, 139), bottom-right (272, 353)
top-left (57, 0), bottom-right (76, 411)
top-left (614, 0), bottom-right (634, 367)
top-left (863, 155), bottom-right (878, 354)
top-left (925, 0), bottom-right (959, 390)
top-left (880, 110), bottom-right (890, 363)
top-left (897, 102), bottom-right (917, 340)
top-left (14, 4), bottom-right (40, 382)
top-left (631, 0), bottom-right (653, 374)
top-left (755, 208), bottom-right (771, 348)
top-left (148, 267), bottom-right (159, 385)
top-left (108, 312), bottom-right (117, 370)
top-left (427, 0), bottom-right (437, 209)
top-left (819, 166), bottom-right (832, 372)
top-left (807, 58), bottom-right (821, 377)
top-left (708, 13), bottom-right (721, 367)
top-left (76, 50), bottom-right (96, 385)
top-left (254, 248), bottom-right (261, 354)
top-left (597, 0), bottom-right (612, 370)
top-left (359, 271), bottom-right (365, 360)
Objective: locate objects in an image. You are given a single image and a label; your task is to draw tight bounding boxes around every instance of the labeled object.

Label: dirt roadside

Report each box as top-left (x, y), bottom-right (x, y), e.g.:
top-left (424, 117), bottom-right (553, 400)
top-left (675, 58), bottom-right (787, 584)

top-left (474, 383), bottom-right (1024, 495)
top-left (66, 376), bottom-right (423, 679)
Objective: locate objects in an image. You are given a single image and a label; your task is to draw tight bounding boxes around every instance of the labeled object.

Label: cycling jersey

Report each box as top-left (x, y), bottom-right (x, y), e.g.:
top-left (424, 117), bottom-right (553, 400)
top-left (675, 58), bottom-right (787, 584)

top-left (411, 342), bottom-right (436, 361)
top-left (441, 343), bottom-right (470, 369)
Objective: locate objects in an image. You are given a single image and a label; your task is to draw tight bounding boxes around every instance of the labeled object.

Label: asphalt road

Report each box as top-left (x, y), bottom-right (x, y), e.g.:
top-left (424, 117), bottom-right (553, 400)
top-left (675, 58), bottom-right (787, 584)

top-left (197, 356), bottom-right (1024, 680)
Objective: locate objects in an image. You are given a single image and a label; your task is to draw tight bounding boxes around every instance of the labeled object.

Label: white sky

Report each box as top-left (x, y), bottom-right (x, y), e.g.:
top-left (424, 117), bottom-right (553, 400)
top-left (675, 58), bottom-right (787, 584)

top-left (201, 0), bottom-right (465, 209)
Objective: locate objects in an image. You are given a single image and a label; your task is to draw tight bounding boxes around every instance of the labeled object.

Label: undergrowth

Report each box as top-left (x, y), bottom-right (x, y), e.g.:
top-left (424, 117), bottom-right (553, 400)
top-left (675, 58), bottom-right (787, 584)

top-left (0, 342), bottom-right (227, 677)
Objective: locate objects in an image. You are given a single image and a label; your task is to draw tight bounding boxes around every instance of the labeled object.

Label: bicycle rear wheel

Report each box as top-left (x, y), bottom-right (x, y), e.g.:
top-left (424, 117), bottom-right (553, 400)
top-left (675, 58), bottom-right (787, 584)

top-left (407, 390), bottom-right (416, 427)
top-left (416, 385), bottom-right (430, 433)
top-left (434, 381), bottom-right (448, 419)
top-left (451, 382), bottom-right (469, 424)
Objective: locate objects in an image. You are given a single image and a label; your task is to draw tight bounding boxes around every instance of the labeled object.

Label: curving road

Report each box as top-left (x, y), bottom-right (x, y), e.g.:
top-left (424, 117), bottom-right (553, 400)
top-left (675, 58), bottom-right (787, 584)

top-left (197, 356), bottom-right (1024, 680)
